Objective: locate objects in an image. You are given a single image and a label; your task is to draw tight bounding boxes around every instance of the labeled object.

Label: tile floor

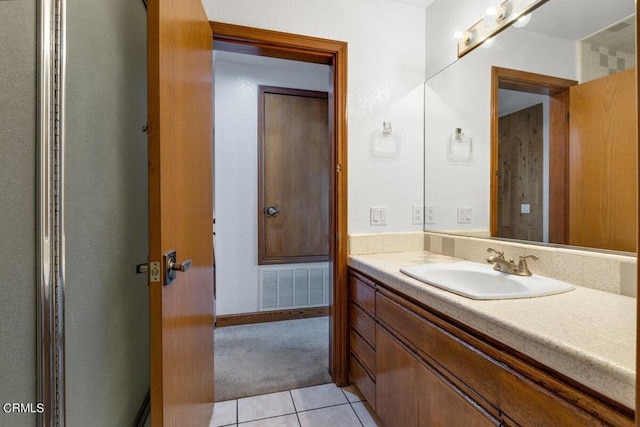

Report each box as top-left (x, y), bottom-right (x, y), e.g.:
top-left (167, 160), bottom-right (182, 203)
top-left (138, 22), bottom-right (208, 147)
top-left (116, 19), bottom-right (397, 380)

top-left (209, 383), bottom-right (382, 427)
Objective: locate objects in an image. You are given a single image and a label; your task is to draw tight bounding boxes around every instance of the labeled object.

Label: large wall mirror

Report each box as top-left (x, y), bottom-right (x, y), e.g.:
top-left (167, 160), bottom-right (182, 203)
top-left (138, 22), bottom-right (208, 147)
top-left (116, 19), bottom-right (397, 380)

top-left (424, 0), bottom-right (636, 254)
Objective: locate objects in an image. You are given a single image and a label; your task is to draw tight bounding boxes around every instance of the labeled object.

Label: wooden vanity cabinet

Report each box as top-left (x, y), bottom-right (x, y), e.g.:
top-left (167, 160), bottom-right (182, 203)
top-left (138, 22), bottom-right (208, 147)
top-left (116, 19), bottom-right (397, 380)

top-left (347, 268), bottom-right (634, 427)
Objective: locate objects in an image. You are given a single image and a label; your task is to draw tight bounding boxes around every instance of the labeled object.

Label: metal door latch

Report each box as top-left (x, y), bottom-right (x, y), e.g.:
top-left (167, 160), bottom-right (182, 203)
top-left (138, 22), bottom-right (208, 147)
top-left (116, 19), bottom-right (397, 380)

top-left (136, 262), bottom-right (161, 283)
top-left (164, 250), bottom-right (192, 286)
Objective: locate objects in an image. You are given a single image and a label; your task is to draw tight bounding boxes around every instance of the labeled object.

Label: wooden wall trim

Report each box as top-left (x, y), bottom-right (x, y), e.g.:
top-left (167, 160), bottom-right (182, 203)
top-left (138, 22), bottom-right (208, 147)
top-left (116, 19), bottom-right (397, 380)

top-left (548, 91), bottom-right (570, 244)
top-left (216, 307), bottom-right (329, 328)
top-left (212, 22), bottom-right (339, 64)
top-left (211, 22), bottom-right (349, 386)
top-left (636, 2), bottom-right (640, 426)
top-left (490, 67), bottom-right (500, 236)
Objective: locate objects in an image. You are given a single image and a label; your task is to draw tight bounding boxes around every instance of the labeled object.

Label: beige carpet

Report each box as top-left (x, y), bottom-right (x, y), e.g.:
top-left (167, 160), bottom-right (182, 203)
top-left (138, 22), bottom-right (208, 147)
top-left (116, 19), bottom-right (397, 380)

top-left (214, 316), bottom-right (331, 402)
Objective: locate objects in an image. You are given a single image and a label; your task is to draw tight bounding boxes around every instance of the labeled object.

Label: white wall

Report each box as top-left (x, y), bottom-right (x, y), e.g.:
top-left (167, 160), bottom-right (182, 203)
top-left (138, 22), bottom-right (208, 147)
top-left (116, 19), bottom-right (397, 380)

top-left (424, 26), bottom-right (577, 232)
top-left (214, 52), bottom-right (330, 315)
top-left (205, 0), bottom-right (426, 234)
top-left (425, 0), bottom-right (488, 79)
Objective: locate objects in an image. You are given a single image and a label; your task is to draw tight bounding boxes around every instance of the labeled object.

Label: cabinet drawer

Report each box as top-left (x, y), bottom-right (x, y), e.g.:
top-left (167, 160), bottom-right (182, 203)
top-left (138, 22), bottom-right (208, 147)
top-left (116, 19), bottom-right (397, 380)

top-left (376, 292), bottom-right (500, 408)
top-left (350, 303), bottom-right (376, 348)
top-left (350, 355), bottom-right (376, 410)
top-left (349, 272), bottom-right (376, 314)
top-left (350, 328), bottom-right (376, 377)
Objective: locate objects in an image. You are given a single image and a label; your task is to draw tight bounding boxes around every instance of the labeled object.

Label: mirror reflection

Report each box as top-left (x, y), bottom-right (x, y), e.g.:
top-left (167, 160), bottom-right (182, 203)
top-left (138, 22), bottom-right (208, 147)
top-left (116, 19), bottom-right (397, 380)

top-left (424, 0), bottom-right (636, 253)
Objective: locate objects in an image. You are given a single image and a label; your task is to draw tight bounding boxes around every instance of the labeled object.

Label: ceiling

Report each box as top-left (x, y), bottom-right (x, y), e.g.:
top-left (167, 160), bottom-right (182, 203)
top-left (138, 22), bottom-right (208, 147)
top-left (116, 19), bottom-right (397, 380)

top-left (524, 0), bottom-right (634, 42)
top-left (386, 0), bottom-right (435, 8)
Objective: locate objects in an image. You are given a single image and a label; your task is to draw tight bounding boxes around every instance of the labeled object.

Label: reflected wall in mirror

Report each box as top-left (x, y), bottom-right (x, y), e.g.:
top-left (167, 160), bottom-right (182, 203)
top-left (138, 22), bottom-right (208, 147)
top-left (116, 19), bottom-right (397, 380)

top-left (424, 0), bottom-right (636, 253)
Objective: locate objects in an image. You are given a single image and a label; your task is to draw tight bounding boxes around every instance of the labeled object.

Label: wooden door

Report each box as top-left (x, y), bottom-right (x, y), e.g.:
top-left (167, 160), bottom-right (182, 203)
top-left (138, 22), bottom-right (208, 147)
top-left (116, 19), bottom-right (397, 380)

top-left (497, 104), bottom-right (544, 241)
top-left (568, 68), bottom-right (637, 252)
top-left (148, 0), bottom-right (215, 425)
top-left (258, 86), bottom-right (330, 265)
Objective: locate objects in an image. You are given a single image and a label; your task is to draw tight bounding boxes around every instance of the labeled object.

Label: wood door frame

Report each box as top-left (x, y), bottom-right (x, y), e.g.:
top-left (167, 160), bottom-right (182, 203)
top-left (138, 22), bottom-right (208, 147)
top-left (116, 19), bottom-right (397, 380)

top-left (636, 8), bottom-right (639, 422)
top-left (211, 22), bottom-right (349, 385)
top-left (490, 66), bottom-right (577, 242)
top-left (257, 86), bottom-right (330, 265)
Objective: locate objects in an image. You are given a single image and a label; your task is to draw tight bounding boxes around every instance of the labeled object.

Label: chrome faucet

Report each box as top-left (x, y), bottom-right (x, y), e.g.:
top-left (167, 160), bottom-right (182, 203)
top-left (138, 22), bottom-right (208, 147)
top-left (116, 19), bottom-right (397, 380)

top-left (486, 248), bottom-right (538, 276)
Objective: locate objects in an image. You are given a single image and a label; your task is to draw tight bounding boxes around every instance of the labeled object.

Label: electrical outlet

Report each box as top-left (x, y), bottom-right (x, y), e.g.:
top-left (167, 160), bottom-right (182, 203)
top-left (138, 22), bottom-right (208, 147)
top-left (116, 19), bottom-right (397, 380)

top-left (412, 205), bottom-right (423, 225)
top-left (424, 206), bottom-right (435, 224)
top-left (370, 207), bottom-right (388, 226)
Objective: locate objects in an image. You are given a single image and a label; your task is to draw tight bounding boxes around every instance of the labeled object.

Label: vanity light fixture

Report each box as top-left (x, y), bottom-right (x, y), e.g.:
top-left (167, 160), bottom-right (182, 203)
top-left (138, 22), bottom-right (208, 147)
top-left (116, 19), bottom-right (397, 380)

top-left (457, 0), bottom-right (548, 58)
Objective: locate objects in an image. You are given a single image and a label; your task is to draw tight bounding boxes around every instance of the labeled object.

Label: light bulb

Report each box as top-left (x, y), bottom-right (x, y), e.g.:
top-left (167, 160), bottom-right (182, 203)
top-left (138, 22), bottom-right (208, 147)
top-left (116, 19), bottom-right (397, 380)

top-left (484, 0), bottom-right (501, 17)
top-left (451, 26), bottom-right (465, 40)
top-left (481, 37), bottom-right (495, 49)
top-left (513, 13), bottom-right (531, 28)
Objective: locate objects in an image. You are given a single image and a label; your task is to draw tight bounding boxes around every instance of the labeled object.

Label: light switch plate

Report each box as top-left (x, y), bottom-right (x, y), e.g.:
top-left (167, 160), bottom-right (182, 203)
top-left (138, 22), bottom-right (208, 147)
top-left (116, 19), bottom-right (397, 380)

top-left (424, 206), bottom-right (435, 224)
top-left (457, 206), bottom-right (472, 224)
top-left (370, 207), bottom-right (388, 226)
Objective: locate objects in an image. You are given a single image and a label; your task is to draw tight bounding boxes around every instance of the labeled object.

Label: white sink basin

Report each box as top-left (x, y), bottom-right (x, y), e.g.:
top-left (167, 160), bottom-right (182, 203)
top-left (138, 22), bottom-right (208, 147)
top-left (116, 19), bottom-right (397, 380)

top-left (400, 262), bottom-right (575, 300)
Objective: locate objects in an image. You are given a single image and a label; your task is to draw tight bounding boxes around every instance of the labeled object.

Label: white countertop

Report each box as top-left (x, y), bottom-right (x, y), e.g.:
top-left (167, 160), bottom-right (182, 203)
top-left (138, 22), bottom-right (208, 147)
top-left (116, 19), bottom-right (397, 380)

top-left (348, 251), bottom-right (637, 409)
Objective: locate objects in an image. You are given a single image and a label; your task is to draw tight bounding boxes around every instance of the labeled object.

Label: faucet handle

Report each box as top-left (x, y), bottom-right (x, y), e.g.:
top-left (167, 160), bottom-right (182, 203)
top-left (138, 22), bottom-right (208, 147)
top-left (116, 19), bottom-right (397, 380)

top-left (487, 248), bottom-right (504, 258)
top-left (517, 254), bottom-right (538, 275)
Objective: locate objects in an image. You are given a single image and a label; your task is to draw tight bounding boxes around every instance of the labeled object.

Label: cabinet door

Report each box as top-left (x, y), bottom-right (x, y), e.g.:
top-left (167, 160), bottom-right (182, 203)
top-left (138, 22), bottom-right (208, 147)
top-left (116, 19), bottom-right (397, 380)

top-left (500, 370), bottom-right (602, 427)
top-left (376, 325), bottom-right (418, 427)
top-left (418, 361), bottom-right (501, 427)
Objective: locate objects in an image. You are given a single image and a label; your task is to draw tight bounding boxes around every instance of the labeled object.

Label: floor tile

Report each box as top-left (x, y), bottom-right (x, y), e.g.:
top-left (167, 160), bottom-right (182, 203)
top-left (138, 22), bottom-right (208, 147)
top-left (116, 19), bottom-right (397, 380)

top-left (291, 383), bottom-right (348, 412)
top-left (210, 400), bottom-right (237, 427)
top-left (341, 384), bottom-right (365, 403)
top-left (240, 414), bottom-right (300, 427)
top-left (238, 391), bottom-right (295, 423)
top-left (297, 404), bottom-right (362, 427)
top-left (352, 401), bottom-right (382, 427)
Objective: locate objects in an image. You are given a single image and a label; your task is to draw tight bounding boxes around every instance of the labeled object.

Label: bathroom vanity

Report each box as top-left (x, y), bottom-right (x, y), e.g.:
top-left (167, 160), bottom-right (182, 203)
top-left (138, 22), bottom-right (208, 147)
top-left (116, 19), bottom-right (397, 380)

top-left (348, 252), bottom-right (635, 426)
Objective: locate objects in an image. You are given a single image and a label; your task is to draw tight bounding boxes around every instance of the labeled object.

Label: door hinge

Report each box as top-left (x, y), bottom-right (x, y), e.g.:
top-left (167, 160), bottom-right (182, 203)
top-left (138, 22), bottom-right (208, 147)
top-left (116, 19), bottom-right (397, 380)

top-left (336, 164), bottom-right (342, 173)
top-left (142, 122), bottom-right (149, 133)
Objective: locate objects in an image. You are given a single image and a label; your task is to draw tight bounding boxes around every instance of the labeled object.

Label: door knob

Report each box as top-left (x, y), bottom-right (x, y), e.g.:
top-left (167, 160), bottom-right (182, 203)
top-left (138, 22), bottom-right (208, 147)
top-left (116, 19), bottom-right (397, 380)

top-left (169, 258), bottom-right (192, 272)
top-left (264, 206), bottom-right (280, 217)
top-left (164, 250), bottom-right (192, 286)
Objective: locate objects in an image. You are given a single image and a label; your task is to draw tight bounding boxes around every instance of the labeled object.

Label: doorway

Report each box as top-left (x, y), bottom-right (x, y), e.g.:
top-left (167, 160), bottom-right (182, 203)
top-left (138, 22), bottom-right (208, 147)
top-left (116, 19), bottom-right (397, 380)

top-left (497, 102), bottom-right (544, 242)
top-left (211, 22), bottom-right (349, 392)
top-left (490, 67), bottom-right (577, 244)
